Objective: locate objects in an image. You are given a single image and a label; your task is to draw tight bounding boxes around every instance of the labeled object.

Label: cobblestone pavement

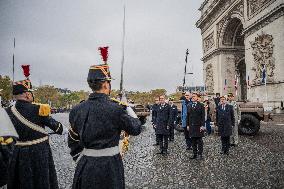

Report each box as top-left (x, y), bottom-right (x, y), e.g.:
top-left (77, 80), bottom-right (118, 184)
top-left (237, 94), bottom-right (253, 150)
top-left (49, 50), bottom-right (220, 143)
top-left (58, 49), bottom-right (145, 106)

top-left (50, 113), bottom-right (284, 189)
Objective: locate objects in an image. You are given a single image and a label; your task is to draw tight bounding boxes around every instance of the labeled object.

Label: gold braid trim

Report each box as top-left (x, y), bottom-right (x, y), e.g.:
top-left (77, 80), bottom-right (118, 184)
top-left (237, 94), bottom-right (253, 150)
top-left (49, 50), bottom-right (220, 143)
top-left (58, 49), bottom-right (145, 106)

top-left (11, 106), bottom-right (48, 135)
top-left (16, 136), bottom-right (48, 146)
top-left (68, 126), bottom-right (78, 136)
top-left (68, 132), bottom-right (80, 142)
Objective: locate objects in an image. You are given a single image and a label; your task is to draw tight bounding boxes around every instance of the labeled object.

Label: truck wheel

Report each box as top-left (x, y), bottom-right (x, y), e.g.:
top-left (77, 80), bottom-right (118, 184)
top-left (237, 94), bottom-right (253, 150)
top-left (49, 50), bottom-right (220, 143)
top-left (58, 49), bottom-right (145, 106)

top-left (139, 117), bottom-right (146, 125)
top-left (239, 114), bottom-right (260, 135)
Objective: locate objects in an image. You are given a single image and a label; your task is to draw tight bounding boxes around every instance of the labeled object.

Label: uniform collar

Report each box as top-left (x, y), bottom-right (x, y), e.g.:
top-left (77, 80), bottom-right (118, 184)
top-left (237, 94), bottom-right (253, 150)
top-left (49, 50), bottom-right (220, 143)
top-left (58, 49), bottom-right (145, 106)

top-left (89, 92), bottom-right (108, 100)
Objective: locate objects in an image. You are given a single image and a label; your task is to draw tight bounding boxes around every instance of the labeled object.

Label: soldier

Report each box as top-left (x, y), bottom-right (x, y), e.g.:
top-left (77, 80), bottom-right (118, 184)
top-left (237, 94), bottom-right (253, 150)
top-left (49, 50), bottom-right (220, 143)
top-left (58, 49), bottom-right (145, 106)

top-left (5, 79), bottom-right (64, 189)
top-left (216, 96), bottom-right (235, 155)
top-left (168, 97), bottom-right (178, 141)
top-left (0, 107), bottom-right (18, 188)
top-left (155, 95), bottom-right (171, 155)
top-left (227, 93), bottom-right (239, 146)
top-left (151, 97), bottom-right (160, 146)
top-left (187, 93), bottom-right (205, 160)
top-left (68, 63), bottom-right (141, 189)
top-left (182, 92), bottom-right (192, 150)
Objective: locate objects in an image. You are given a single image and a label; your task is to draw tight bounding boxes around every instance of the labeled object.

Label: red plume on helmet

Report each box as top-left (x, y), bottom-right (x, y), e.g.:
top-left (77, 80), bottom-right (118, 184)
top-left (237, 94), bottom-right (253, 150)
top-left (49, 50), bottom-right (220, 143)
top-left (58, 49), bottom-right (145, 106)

top-left (21, 65), bottom-right (30, 78)
top-left (98, 46), bottom-right (109, 64)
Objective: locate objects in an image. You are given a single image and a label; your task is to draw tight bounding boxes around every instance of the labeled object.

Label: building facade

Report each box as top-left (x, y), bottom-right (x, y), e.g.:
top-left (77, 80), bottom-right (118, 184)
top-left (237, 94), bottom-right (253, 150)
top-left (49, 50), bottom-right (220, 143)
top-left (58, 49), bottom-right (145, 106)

top-left (196, 0), bottom-right (284, 109)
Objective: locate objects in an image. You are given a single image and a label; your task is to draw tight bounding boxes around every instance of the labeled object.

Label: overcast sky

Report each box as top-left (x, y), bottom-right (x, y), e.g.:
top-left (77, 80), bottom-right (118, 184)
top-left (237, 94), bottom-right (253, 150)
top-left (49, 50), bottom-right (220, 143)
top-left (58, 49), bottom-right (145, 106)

top-left (0, 0), bottom-right (203, 93)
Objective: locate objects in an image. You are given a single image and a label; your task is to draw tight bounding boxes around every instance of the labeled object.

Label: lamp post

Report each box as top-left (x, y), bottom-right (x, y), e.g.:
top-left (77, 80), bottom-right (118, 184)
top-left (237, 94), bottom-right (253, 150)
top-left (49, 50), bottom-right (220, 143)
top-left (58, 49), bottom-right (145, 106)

top-left (182, 49), bottom-right (193, 92)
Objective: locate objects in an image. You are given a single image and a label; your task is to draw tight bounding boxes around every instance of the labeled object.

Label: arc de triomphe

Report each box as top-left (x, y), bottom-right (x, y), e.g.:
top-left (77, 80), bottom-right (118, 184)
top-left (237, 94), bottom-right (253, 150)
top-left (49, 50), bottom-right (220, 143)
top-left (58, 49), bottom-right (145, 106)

top-left (197, 0), bottom-right (284, 108)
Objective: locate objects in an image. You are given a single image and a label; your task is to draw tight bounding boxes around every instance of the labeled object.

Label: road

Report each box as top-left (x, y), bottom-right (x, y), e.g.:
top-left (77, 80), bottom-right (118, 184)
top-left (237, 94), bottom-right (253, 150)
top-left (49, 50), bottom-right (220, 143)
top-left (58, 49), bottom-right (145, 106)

top-left (50, 113), bottom-right (284, 189)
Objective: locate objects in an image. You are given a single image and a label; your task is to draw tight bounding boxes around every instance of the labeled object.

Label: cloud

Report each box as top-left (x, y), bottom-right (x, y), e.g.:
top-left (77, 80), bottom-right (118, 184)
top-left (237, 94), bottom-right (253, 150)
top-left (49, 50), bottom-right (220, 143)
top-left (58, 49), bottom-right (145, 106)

top-left (0, 0), bottom-right (204, 94)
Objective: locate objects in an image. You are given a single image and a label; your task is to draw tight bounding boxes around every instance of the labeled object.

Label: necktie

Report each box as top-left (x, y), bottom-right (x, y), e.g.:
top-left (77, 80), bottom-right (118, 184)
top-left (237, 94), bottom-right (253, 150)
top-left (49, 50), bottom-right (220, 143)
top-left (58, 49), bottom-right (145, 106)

top-left (222, 105), bottom-right (225, 110)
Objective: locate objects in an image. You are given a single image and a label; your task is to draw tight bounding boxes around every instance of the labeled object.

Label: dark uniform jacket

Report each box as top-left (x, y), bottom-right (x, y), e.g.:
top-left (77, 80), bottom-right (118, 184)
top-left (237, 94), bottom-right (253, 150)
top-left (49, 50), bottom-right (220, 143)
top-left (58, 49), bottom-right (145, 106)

top-left (155, 103), bottom-right (171, 135)
top-left (151, 103), bottom-right (159, 125)
top-left (169, 104), bottom-right (178, 126)
top-left (216, 104), bottom-right (235, 137)
top-left (186, 102), bottom-right (205, 138)
top-left (68, 93), bottom-right (141, 189)
top-left (5, 100), bottom-right (63, 189)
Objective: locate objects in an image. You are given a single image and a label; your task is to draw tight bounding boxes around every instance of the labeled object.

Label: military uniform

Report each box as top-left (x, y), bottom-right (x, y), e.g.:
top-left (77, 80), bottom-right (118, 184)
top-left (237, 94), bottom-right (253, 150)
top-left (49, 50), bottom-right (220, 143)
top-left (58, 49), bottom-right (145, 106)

top-left (0, 107), bottom-right (18, 188)
top-left (5, 79), bottom-right (63, 189)
top-left (68, 62), bottom-right (141, 189)
top-left (227, 98), bottom-right (239, 146)
top-left (151, 103), bottom-right (159, 145)
top-left (169, 102), bottom-right (178, 141)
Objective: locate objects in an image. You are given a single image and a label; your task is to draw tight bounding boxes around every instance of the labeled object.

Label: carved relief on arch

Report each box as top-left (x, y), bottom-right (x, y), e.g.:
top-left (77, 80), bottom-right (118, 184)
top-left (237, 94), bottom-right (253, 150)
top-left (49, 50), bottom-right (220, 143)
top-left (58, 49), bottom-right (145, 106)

top-left (205, 64), bottom-right (214, 94)
top-left (203, 32), bottom-right (215, 53)
top-left (250, 32), bottom-right (275, 84)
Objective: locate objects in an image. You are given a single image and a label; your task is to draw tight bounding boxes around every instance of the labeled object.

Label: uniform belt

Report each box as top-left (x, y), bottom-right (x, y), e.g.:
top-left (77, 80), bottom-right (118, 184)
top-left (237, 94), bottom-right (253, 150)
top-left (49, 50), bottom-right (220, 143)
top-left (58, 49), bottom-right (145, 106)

top-left (16, 136), bottom-right (49, 146)
top-left (82, 146), bottom-right (120, 157)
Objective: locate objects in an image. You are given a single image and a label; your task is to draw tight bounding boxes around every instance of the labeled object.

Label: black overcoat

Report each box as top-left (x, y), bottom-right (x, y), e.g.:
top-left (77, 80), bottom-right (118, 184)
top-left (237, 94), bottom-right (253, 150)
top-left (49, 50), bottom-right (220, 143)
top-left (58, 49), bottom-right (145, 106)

top-left (155, 104), bottom-right (171, 135)
top-left (151, 103), bottom-right (159, 125)
top-left (5, 100), bottom-right (63, 189)
top-left (68, 93), bottom-right (141, 189)
top-left (216, 104), bottom-right (235, 137)
top-left (187, 102), bottom-right (205, 138)
top-left (169, 104), bottom-right (178, 126)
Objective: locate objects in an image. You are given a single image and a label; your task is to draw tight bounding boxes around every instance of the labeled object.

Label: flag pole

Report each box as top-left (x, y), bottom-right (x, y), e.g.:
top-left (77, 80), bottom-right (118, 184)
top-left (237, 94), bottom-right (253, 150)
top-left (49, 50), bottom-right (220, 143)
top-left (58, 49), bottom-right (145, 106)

top-left (119, 4), bottom-right (126, 100)
top-left (264, 65), bottom-right (268, 103)
top-left (13, 38), bottom-right (15, 82)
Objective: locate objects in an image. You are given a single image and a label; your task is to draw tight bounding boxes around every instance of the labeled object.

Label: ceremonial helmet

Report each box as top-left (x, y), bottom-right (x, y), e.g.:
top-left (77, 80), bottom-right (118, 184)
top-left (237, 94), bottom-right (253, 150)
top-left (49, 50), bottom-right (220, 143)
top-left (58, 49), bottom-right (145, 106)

top-left (87, 46), bottom-right (113, 84)
top-left (13, 79), bottom-right (33, 95)
top-left (13, 65), bottom-right (33, 95)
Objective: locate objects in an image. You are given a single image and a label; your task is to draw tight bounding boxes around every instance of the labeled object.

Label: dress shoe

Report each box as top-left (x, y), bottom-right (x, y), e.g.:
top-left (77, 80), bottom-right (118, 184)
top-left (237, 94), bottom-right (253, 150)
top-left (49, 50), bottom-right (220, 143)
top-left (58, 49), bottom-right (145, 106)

top-left (186, 147), bottom-right (192, 151)
top-left (156, 151), bottom-right (163, 155)
top-left (190, 155), bottom-right (197, 159)
top-left (153, 143), bottom-right (159, 146)
top-left (163, 150), bottom-right (169, 156)
top-left (197, 155), bottom-right (204, 160)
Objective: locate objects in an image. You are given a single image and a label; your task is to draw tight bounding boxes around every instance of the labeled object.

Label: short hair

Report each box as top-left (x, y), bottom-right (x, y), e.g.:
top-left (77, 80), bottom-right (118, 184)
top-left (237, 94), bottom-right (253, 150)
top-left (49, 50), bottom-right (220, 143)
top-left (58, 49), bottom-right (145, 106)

top-left (185, 92), bottom-right (191, 96)
top-left (88, 80), bottom-right (106, 91)
top-left (159, 95), bottom-right (165, 100)
top-left (220, 96), bottom-right (226, 99)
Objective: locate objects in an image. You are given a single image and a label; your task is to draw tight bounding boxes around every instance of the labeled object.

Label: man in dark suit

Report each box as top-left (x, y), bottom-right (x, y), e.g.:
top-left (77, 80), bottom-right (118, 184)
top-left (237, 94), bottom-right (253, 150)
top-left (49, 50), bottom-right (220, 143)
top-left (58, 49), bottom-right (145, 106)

top-left (216, 96), bottom-right (235, 155)
top-left (151, 97), bottom-right (160, 145)
top-left (155, 95), bottom-right (171, 155)
top-left (187, 93), bottom-right (205, 160)
top-left (214, 93), bottom-right (221, 107)
top-left (168, 97), bottom-right (178, 141)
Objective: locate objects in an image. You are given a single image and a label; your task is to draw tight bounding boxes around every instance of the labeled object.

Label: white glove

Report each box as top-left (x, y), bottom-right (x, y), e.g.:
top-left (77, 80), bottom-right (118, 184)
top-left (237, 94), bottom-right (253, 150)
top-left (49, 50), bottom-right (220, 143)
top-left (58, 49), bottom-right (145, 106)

top-left (126, 106), bottom-right (138, 118)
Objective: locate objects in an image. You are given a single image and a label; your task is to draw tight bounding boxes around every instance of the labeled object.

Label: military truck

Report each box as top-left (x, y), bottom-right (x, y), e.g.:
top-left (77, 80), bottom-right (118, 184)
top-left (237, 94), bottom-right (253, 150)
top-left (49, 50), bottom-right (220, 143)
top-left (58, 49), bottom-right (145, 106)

top-left (129, 103), bottom-right (150, 125)
top-left (173, 100), bottom-right (269, 135)
top-left (238, 102), bottom-right (269, 135)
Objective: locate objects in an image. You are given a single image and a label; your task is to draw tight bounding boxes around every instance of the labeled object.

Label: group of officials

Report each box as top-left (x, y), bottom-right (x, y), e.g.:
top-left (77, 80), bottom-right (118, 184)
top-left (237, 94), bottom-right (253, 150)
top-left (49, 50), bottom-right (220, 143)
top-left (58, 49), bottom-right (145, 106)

top-left (151, 91), bottom-right (239, 159)
top-left (0, 63), bottom-right (141, 189)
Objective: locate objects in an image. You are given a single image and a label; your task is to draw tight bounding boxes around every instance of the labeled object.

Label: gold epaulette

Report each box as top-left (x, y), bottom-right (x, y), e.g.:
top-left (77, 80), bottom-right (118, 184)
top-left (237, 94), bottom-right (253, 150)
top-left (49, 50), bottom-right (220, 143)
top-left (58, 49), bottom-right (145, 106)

top-left (33, 103), bottom-right (51, 116)
top-left (110, 98), bottom-right (128, 107)
top-left (0, 137), bottom-right (14, 145)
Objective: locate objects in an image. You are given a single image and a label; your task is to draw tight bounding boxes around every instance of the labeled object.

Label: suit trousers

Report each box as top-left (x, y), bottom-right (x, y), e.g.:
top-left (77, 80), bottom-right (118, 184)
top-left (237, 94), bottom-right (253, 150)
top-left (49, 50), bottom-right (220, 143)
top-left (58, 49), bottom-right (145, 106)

top-left (169, 125), bottom-right (175, 140)
top-left (157, 134), bottom-right (168, 152)
top-left (221, 136), bottom-right (230, 153)
top-left (192, 137), bottom-right (203, 155)
top-left (184, 128), bottom-right (192, 148)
